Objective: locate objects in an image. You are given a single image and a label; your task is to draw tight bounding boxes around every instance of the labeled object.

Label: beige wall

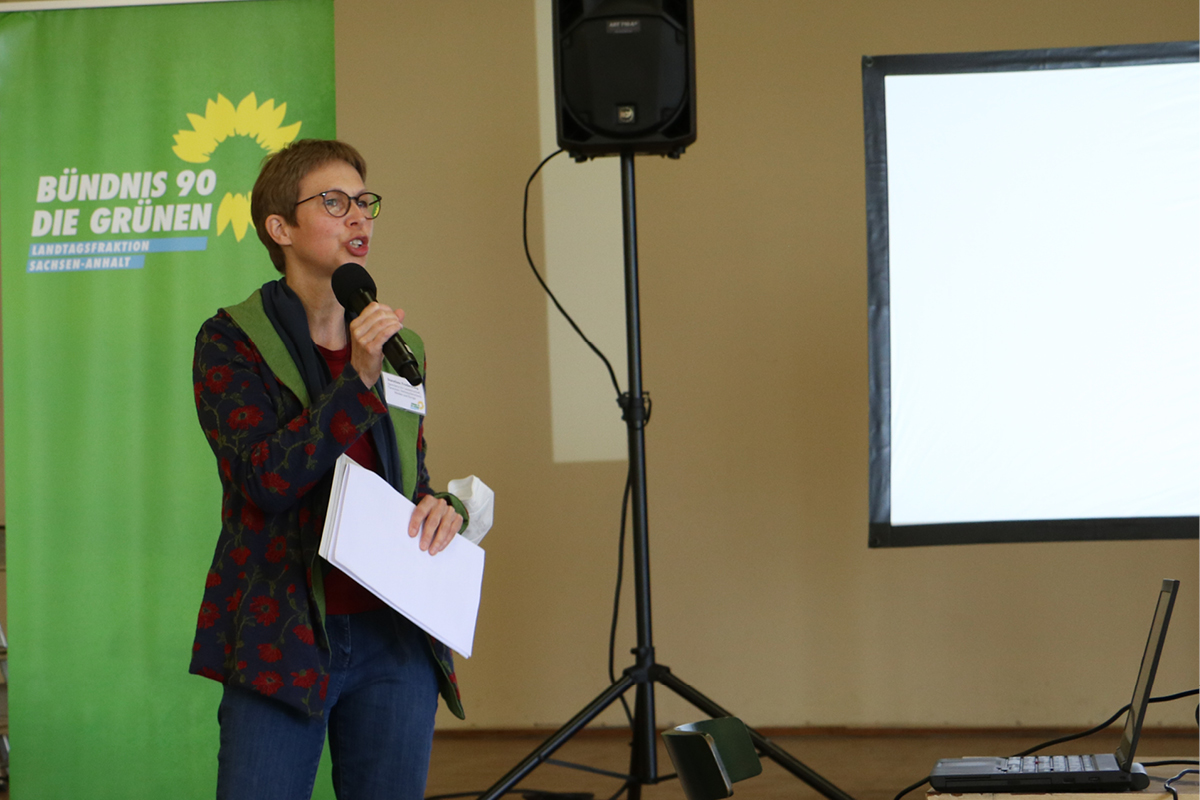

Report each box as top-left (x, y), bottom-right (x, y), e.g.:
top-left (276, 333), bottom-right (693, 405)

top-left (0, 0), bottom-right (1193, 730)
top-left (335, 0), bottom-right (1198, 730)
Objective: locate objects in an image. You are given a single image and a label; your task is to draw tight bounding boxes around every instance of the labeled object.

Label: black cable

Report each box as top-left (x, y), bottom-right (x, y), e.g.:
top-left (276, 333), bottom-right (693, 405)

top-left (1008, 709), bottom-right (1127, 759)
top-left (522, 149), bottom-right (622, 398)
top-left (1012, 688), bottom-right (1199, 758)
top-left (1144, 761), bottom-right (1200, 767)
top-left (524, 151), bottom-right (635, 726)
top-left (508, 151), bottom-right (640, 793)
top-left (1164, 769), bottom-right (1198, 800)
top-left (892, 777), bottom-right (930, 800)
top-left (896, 689), bottom-right (1200, 800)
top-left (607, 468), bottom-right (635, 727)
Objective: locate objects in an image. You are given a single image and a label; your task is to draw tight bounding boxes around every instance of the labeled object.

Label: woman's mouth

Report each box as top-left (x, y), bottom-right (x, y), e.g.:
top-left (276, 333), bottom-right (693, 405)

top-left (346, 237), bottom-right (369, 257)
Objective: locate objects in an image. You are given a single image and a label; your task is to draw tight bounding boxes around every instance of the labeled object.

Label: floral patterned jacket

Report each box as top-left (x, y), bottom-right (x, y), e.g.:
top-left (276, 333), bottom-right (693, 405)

top-left (189, 289), bottom-right (465, 719)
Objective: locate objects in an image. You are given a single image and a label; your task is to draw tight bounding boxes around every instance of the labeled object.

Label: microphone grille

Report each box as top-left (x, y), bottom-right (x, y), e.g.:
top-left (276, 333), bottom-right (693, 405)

top-left (331, 262), bottom-right (376, 307)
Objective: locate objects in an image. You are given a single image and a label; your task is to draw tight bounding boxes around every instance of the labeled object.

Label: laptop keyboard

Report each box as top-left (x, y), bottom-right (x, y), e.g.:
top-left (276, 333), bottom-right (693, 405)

top-left (1002, 755), bottom-right (1099, 773)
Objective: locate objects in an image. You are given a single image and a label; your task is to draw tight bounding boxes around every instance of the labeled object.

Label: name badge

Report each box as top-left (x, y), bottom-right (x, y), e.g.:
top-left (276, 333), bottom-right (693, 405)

top-left (382, 372), bottom-right (427, 415)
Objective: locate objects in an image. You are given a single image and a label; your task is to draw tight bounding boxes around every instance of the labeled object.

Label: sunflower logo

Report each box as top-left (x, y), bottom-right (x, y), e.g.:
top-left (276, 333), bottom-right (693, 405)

top-left (172, 93), bottom-right (302, 241)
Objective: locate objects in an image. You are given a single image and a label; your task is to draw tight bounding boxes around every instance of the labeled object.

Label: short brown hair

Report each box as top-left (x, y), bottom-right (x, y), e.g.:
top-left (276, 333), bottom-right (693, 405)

top-left (251, 139), bottom-right (368, 273)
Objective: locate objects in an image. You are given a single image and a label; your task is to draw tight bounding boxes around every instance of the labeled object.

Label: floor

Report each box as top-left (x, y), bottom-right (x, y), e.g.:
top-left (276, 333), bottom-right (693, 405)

top-left (427, 728), bottom-right (1199, 800)
top-left (0, 727), bottom-right (1191, 799)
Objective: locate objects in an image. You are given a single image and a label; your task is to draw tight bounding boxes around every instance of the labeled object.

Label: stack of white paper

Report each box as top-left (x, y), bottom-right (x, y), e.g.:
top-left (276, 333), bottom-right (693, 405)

top-left (319, 455), bottom-right (486, 657)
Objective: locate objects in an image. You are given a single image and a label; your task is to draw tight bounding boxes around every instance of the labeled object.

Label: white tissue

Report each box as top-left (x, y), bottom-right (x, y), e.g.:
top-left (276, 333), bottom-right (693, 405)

top-left (447, 475), bottom-right (494, 545)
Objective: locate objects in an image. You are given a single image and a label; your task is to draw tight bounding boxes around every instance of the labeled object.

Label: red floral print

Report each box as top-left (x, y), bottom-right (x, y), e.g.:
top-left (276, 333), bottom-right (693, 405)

top-left (358, 391), bottom-right (386, 414)
top-left (265, 536), bottom-right (287, 563)
top-left (252, 671), bottom-right (284, 696)
top-left (304, 443), bottom-right (316, 456)
top-left (228, 405), bottom-right (264, 430)
top-left (331, 409), bottom-right (357, 444)
top-left (235, 340), bottom-right (262, 363)
top-left (205, 571), bottom-right (221, 588)
top-left (241, 505), bottom-right (265, 533)
top-left (250, 596), bottom-right (280, 625)
top-left (197, 602), bottom-right (219, 629)
top-left (262, 472), bottom-right (291, 494)
top-left (205, 364), bottom-right (232, 393)
top-left (292, 625), bottom-right (314, 645)
top-left (292, 669), bottom-right (319, 688)
top-left (319, 673), bottom-right (330, 700)
top-left (220, 458), bottom-right (233, 480)
top-left (250, 440), bottom-right (269, 466)
top-left (286, 410), bottom-right (309, 432)
top-left (225, 588), bottom-right (243, 612)
top-left (258, 643), bottom-right (283, 663)
top-left (230, 546), bottom-right (251, 566)
top-left (198, 667), bottom-right (226, 682)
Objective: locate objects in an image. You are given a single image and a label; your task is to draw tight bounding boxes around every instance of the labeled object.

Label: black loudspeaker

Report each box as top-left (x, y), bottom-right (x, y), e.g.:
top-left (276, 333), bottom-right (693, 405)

top-left (553, 0), bottom-right (696, 160)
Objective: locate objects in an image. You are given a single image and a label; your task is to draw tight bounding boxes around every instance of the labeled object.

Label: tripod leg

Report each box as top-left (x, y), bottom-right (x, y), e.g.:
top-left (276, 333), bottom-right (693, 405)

top-left (655, 667), bottom-right (857, 800)
top-left (625, 677), bottom-right (658, 800)
top-left (476, 674), bottom-right (638, 800)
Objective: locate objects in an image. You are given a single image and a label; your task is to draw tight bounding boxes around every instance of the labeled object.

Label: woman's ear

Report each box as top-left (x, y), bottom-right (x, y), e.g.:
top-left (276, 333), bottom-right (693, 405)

top-left (265, 214), bottom-right (292, 247)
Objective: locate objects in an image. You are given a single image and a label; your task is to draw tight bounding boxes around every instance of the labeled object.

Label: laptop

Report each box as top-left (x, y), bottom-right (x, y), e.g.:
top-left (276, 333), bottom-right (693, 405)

top-left (929, 578), bottom-right (1179, 793)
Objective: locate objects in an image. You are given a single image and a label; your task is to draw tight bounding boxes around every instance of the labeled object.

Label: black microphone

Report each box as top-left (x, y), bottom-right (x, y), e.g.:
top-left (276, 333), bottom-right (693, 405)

top-left (331, 263), bottom-right (423, 386)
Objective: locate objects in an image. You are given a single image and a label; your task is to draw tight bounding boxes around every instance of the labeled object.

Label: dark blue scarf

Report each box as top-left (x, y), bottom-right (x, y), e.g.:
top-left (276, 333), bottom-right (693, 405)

top-left (259, 278), bottom-right (403, 495)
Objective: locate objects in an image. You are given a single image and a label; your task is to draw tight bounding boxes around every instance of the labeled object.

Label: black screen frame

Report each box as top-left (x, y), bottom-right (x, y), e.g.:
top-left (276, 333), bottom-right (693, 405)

top-left (863, 41), bottom-right (1200, 549)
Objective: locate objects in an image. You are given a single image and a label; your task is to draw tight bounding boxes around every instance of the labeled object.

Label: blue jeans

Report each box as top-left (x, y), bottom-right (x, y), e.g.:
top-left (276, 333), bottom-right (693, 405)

top-left (216, 608), bottom-right (440, 800)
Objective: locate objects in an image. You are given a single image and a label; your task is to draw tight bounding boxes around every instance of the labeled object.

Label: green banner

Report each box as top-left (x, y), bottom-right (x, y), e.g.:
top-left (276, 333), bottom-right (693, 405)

top-left (0, 1), bottom-right (334, 796)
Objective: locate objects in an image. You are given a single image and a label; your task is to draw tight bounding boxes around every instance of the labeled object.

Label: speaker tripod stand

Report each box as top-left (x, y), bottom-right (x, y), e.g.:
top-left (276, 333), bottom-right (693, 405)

top-left (477, 153), bottom-right (855, 800)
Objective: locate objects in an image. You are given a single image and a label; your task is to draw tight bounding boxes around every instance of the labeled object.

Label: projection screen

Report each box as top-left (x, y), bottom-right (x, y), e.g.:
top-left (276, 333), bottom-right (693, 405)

top-left (863, 42), bottom-right (1199, 547)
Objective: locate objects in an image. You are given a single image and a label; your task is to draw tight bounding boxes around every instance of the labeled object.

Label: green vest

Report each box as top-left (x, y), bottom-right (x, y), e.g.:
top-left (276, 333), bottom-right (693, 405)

top-left (226, 288), bottom-right (426, 501)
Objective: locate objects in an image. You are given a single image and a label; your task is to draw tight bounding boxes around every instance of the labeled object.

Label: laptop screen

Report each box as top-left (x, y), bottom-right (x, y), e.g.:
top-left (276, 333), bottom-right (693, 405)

top-left (1115, 579), bottom-right (1179, 768)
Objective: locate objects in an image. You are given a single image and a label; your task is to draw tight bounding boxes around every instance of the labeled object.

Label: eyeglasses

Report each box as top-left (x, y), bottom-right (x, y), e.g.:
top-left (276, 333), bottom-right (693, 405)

top-left (295, 190), bottom-right (382, 219)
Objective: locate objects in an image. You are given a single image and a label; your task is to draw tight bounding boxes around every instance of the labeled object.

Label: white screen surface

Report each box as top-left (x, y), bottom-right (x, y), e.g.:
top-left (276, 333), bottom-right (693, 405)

top-left (885, 62), bottom-right (1199, 526)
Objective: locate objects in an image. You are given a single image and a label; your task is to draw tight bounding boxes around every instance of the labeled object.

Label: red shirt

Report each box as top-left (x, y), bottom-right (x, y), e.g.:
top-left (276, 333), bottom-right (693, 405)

top-left (317, 343), bottom-right (385, 615)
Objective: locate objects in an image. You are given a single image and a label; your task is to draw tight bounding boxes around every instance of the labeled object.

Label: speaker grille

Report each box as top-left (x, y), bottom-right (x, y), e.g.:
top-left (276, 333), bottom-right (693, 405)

top-left (554, 0), bottom-right (696, 158)
top-left (560, 15), bottom-right (686, 138)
